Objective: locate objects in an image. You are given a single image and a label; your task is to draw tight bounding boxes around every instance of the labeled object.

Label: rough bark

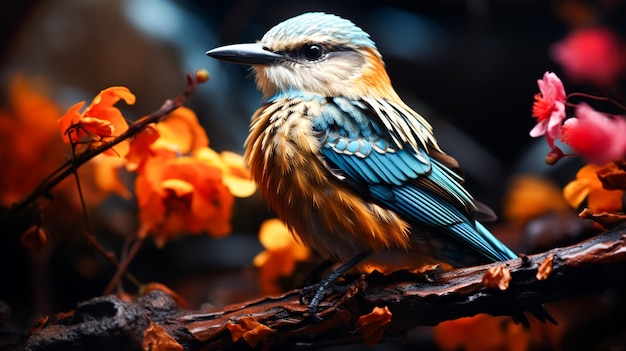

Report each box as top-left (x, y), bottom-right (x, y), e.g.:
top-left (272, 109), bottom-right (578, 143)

top-left (9, 223), bottom-right (626, 351)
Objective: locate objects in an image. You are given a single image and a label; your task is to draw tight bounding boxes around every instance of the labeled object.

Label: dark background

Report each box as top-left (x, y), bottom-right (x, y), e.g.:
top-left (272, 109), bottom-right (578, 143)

top-left (1, 0), bottom-right (625, 349)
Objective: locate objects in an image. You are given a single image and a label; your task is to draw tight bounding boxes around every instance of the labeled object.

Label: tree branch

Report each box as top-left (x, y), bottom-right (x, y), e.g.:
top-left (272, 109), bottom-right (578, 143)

top-left (14, 222), bottom-right (626, 350)
top-left (0, 73), bottom-right (200, 226)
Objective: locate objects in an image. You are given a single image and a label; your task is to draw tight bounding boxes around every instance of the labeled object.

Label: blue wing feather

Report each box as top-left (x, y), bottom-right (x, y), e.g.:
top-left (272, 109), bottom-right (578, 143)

top-left (315, 97), bottom-right (516, 265)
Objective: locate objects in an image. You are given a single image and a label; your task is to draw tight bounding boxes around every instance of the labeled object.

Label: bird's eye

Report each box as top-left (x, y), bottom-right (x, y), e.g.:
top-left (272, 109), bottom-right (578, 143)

top-left (303, 44), bottom-right (324, 60)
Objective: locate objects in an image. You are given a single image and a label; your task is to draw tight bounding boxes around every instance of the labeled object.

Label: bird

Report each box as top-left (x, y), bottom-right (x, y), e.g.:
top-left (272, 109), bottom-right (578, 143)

top-left (207, 12), bottom-right (554, 323)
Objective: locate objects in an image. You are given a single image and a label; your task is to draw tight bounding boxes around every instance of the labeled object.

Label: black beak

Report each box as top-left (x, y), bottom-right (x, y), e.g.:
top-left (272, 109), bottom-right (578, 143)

top-left (206, 43), bottom-right (284, 65)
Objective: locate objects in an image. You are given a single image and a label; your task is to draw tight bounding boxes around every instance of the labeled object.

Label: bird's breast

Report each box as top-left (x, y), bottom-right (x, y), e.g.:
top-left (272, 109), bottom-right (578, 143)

top-left (244, 98), bottom-right (415, 264)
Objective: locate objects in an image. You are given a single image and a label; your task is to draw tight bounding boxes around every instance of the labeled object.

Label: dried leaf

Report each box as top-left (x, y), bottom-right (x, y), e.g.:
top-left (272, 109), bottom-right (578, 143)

top-left (55, 310), bottom-right (75, 320)
top-left (597, 161), bottom-right (626, 190)
top-left (407, 263), bottom-right (442, 275)
top-left (142, 320), bottom-right (183, 351)
top-left (536, 254), bottom-right (555, 281)
top-left (579, 208), bottom-right (626, 227)
top-left (482, 265), bottom-right (511, 290)
top-left (29, 316), bottom-right (48, 335)
top-left (356, 306), bottom-right (392, 346)
top-left (227, 316), bottom-right (275, 349)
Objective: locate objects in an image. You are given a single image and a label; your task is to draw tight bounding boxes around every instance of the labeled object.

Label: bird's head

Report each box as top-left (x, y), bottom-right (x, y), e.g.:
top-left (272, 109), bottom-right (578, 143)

top-left (207, 12), bottom-right (398, 100)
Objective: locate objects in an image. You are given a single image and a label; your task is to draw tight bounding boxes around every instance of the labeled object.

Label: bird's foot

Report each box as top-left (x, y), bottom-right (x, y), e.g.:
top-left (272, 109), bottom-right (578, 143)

top-left (299, 274), bottom-right (367, 320)
top-left (298, 251), bottom-right (371, 320)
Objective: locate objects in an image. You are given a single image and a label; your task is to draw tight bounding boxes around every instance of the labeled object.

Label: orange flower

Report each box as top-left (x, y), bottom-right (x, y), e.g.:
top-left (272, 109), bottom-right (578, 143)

top-left (563, 163), bottom-right (624, 213)
top-left (125, 124), bottom-right (160, 172)
top-left (134, 107), bottom-right (256, 196)
top-left (90, 154), bottom-right (132, 199)
top-left (125, 107), bottom-right (210, 172)
top-left (434, 315), bottom-right (531, 351)
top-left (253, 218), bottom-right (310, 294)
top-left (151, 106), bottom-right (209, 155)
top-left (194, 148), bottom-right (256, 197)
top-left (502, 175), bottom-right (570, 225)
top-left (135, 152), bottom-right (234, 247)
top-left (0, 75), bottom-right (67, 206)
top-left (57, 86), bottom-right (135, 157)
top-left (113, 104), bottom-right (255, 247)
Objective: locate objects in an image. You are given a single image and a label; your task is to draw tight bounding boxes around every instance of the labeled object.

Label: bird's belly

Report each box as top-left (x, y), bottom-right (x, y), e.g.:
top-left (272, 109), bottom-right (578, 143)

top-left (284, 197), bottom-right (440, 272)
top-left (262, 164), bottom-right (422, 267)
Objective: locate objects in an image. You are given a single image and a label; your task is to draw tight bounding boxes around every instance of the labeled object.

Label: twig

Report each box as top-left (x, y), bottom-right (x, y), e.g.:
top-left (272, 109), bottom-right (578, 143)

top-left (81, 230), bottom-right (142, 288)
top-left (102, 237), bottom-right (145, 296)
top-left (0, 73), bottom-right (200, 225)
top-left (566, 92), bottom-right (626, 112)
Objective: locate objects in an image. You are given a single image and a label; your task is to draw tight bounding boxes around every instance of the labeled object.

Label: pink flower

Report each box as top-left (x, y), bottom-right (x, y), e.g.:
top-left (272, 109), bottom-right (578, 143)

top-left (530, 71), bottom-right (567, 148)
top-left (550, 27), bottom-right (626, 86)
top-left (561, 103), bottom-right (626, 165)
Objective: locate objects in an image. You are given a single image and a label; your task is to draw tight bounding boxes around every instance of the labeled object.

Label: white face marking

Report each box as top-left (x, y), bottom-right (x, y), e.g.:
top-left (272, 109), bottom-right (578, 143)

top-left (249, 12), bottom-right (383, 98)
top-left (253, 49), bottom-right (367, 98)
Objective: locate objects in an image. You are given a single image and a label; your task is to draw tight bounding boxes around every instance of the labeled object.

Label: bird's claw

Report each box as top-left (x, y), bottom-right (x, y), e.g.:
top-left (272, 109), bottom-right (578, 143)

top-left (298, 279), bottom-right (335, 320)
top-left (298, 283), bottom-right (318, 305)
top-left (298, 251), bottom-right (372, 319)
top-left (299, 274), bottom-right (367, 320)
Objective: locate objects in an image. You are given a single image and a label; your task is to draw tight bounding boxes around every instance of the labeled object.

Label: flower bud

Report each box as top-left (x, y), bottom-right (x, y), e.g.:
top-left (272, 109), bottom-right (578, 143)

top-left (195, 69), bottom-right (210, 84)
top-left (20, 225), bottom-right (49, 252)
top-left (545, 146), bottom-right (565, 165)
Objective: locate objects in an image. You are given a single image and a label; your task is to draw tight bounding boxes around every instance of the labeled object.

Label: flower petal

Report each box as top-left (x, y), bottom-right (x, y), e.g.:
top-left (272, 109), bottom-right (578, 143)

top-left (563, 176), bottom-right (592, 208)
top-left (126, 125), bottom-right (160, 171)
top-left (91, 86), bottom-right (136, 108)
top-left (562, 104), bottom-right (626, 165)
top-left (80, 117), bottom-right (114, 137)
top-left (155, 107), bottom-right (209, 154)
top-left (58, 101), bottom-right (86, 144)
top-left (530, 72), bottom-right (566, 148)
top-left (550, 27), bottom-right (626, 85)
top-left (258, 218), bottom-right (292, 250)
top-left (587, 187), bottom-right (624, 213)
